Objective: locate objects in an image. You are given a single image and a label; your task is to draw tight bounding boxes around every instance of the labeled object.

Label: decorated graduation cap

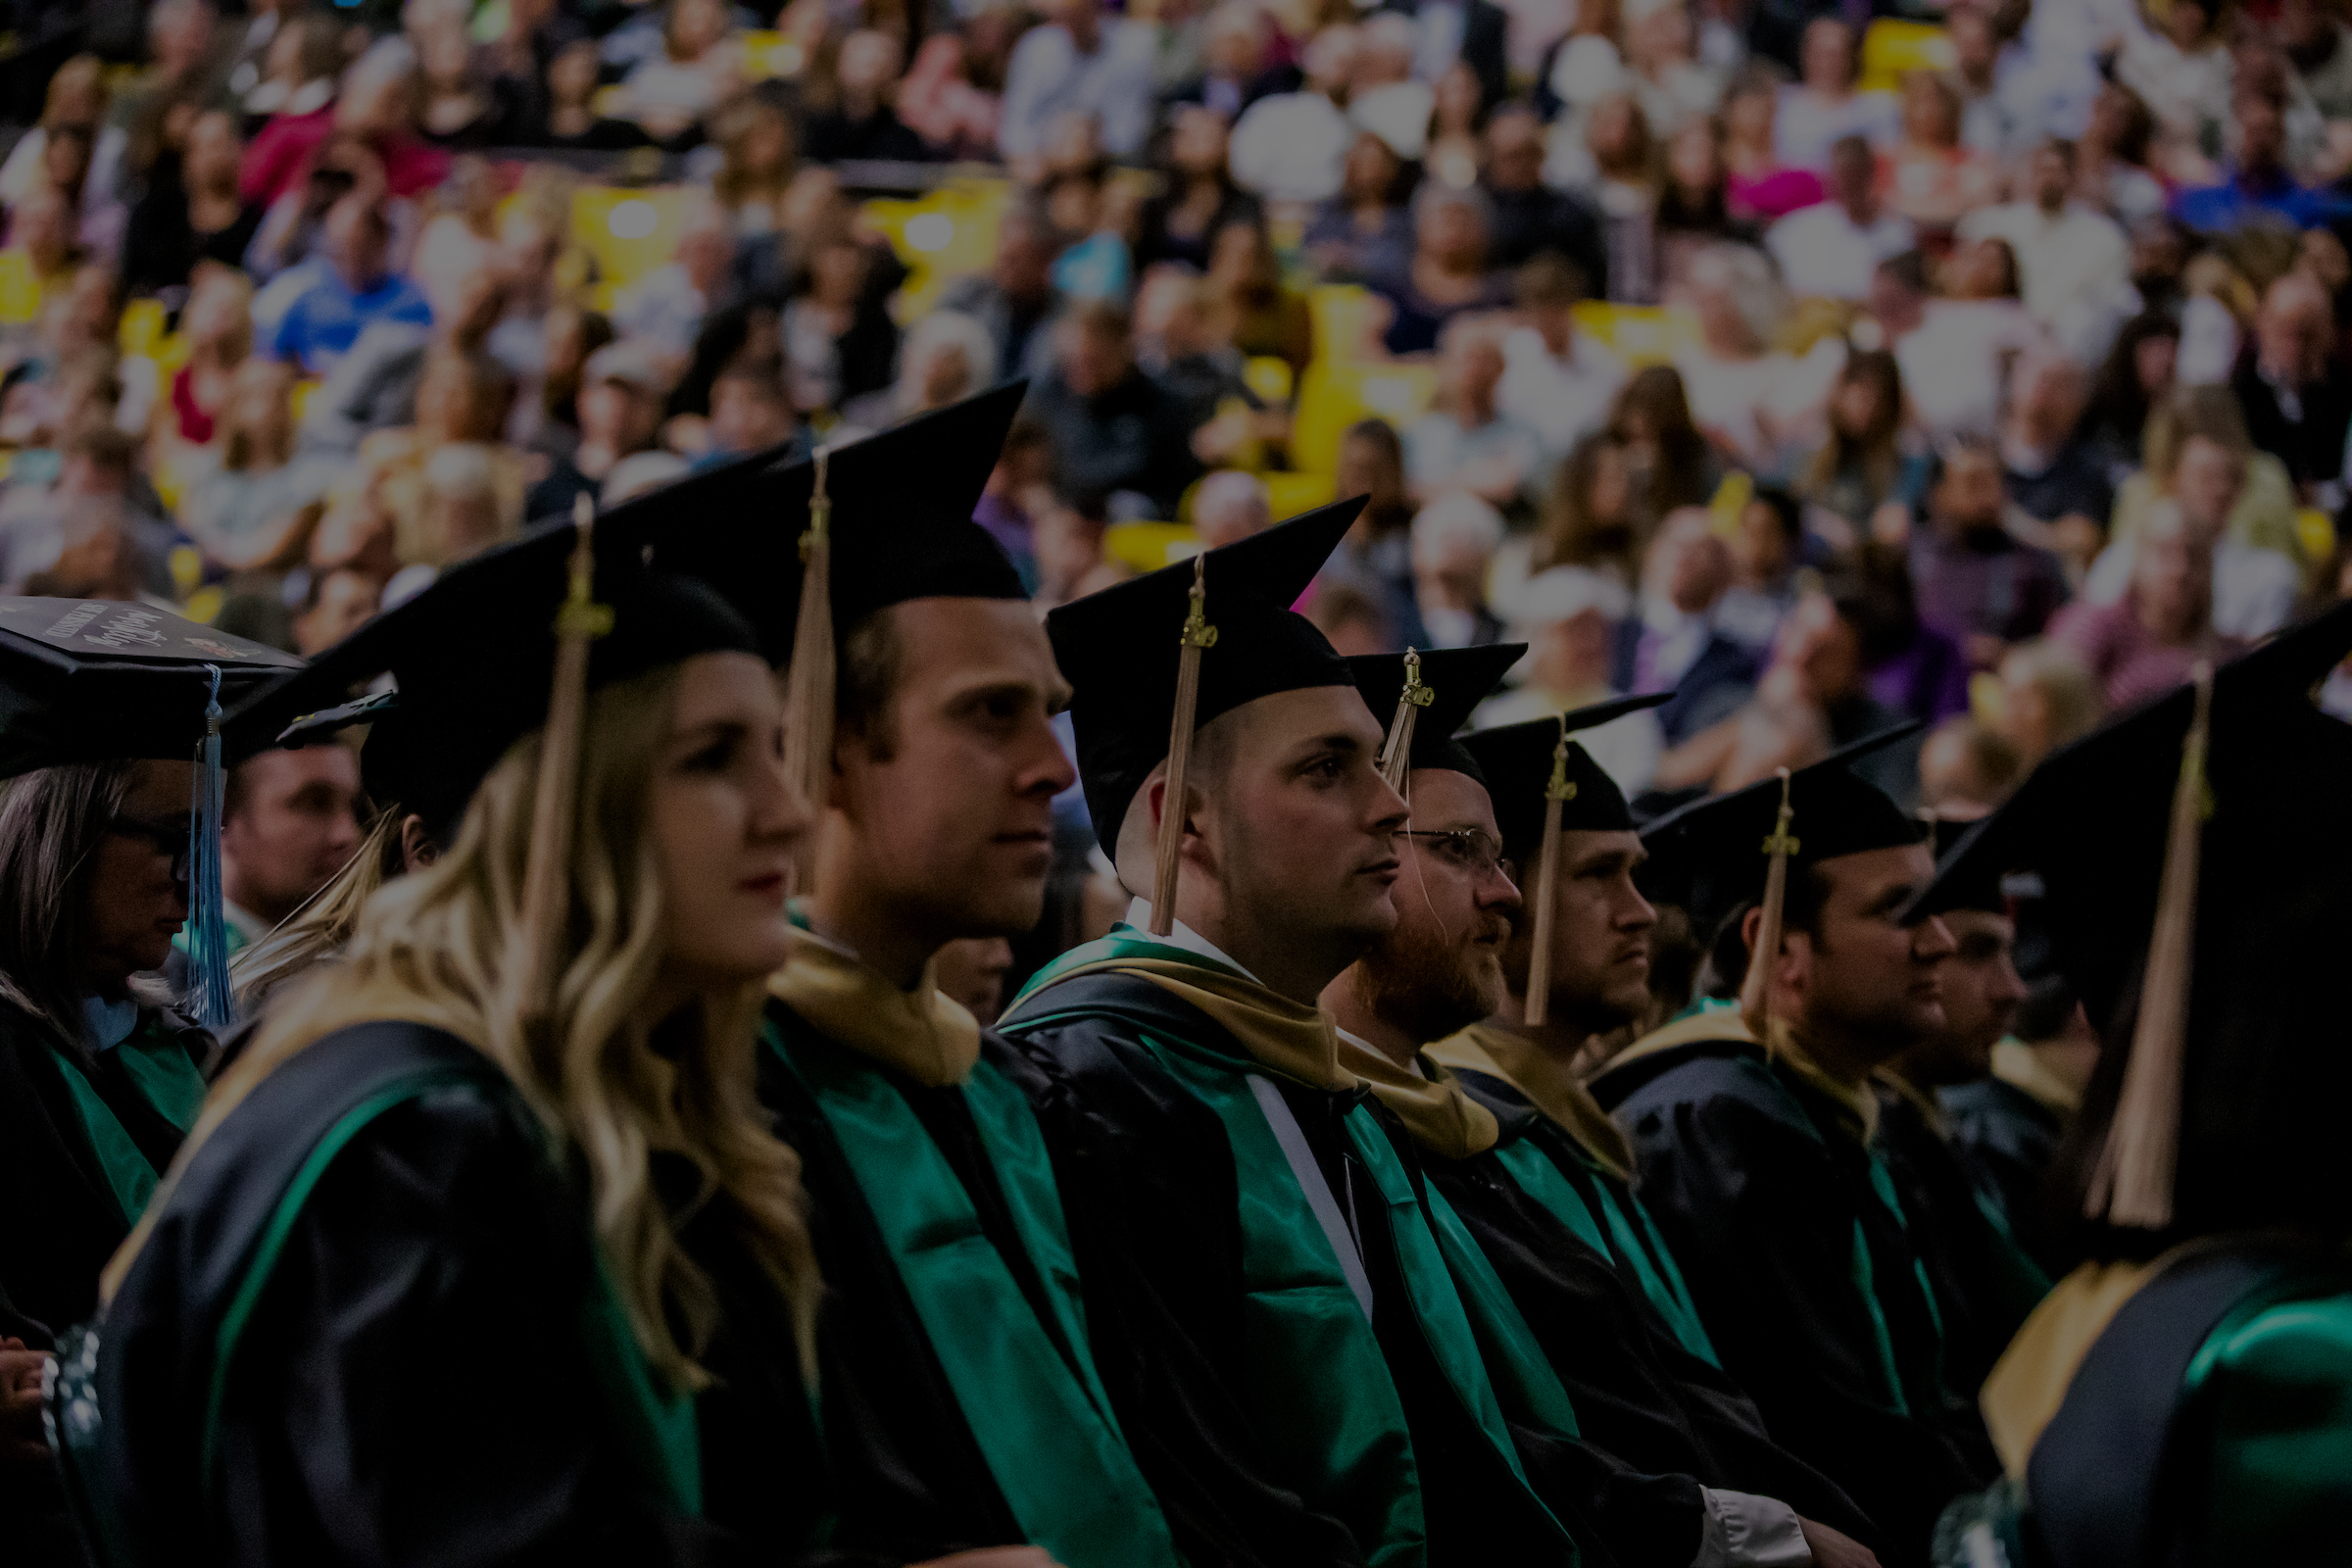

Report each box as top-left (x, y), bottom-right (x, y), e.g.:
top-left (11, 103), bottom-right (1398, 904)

top-left (1345, 643), bottom-right (1526, 788)
top-left (0, 600), bottom-right (301, 1030)
top-left (1639, 723), bottom-right (1925, 1039)
top-left (1907, 602), bottom-right (2352, 1235)
top-left (1452, 692), bottom-right (1673, 1026)
top-left (1049, 497), bottom-right (1368, 935)
top-left (617, 381), bottom-right (1028, 811)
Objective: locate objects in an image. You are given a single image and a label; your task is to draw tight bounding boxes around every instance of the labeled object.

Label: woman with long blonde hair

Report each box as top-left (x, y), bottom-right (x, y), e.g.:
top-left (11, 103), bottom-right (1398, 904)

top-left (63, 522), bottom-right (843, 1562)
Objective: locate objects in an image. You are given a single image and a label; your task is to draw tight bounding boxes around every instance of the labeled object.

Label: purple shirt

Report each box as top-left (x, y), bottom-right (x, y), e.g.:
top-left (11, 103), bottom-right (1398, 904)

top-left (2050, 597), bottom-right (2246, 712)
top-left (1908, 526), bottom-right (2070, 648)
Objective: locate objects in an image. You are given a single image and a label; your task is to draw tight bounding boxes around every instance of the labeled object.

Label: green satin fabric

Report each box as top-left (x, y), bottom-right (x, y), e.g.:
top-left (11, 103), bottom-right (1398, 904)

top-left (46, 1051), bottom-right (164, 1228)
top-left (1140, 1034), bottom-right (1430, 1568)
top-left (577, 1250), bottom-right (704, 1518)
top-left (2182, 1289), bottom-right (2352, 1564)
top-left (1492, 1136), bottom-right (1720, 1369)
top-left (769, 1026), bottom-right (1183, 1568)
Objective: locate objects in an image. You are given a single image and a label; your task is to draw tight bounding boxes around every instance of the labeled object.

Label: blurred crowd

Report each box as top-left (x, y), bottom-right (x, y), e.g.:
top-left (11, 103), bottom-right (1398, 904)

top-left (8, 0), bottom-right (2352, 820)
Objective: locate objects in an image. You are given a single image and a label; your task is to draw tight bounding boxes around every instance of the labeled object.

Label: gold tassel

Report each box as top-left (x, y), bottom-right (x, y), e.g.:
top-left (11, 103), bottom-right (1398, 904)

top-left (781, 445), bottom-right (836, 827)
top-left (1522, 715), bottom-right (1578, 1027)
top-left (1376, 647), bottom-right (1434, 792)
top-left (508, 494), bottom-right (613, 1025)
top-left (2087, 661), bottom-right (2214, 1230)
top-left (1150, 553), bottom-right (1218, 937)
top-left (1740, 767), bottom-right (1797, 1054)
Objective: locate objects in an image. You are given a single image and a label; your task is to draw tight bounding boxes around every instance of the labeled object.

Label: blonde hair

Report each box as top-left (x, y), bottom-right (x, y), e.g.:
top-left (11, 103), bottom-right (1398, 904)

top-left (145, 665), bottom-right (818, 1390)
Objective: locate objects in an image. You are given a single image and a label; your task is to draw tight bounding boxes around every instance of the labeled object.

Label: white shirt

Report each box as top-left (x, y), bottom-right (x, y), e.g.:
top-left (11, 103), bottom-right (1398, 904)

top-left (998, 18), bottom-right (1157, 159)
top-left (2082, 534), bottom-right (2301, 640)
top-left (1893, 300), bottom-right (2044, 442)
top-left (1765, 202), bottom-right (1916, 302)
top-left (1771, 86), bottom-right (1900, 171)
top-left (1955, 201), bottom-right (2134, 366)
top-left (1673, 338), bottom-right (1844, 467)
top-left (1497, 325), bottom-right (1628, 456)
top-left (1229, 90), bottom-right (1355, 203)
top-left (1121, 898), bottom-right (1259, 981)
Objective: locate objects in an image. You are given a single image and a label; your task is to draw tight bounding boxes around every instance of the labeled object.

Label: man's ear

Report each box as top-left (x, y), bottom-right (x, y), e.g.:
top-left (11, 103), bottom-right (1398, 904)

top-left (398, 813), bottom-right (438, 873)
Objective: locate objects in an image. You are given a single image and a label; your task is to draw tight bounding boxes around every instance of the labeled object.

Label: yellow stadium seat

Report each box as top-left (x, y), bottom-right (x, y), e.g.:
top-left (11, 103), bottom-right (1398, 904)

top-left (572, 185), bottom-right (691, 293)
top-left (1243, 356), bottom-right (1295, 406)
top-left (1265, 470), bottom-right (1338, 517)
top-left (1102, 519), bottom-right (1200, 572)
top-left (2298, 507), bottom-right (2336, 566)
top-left (1308, 285), bottom-right (1381, 365)
top-left (1290, 360), bottom-right (1439, 474)
top-left (290, 378), bottom-right (320, 422)
top-left (0, 252), bottom-right (41, 326)
top-left (1858, 20), bottom-right (1954, 91)
top-left (864, 177), bottom-right (1013, 320)
top-left (739, 30), bottom-right (807, 79)
top-left (119, 298), bottom-right (168, 358)
top-left (1570, 301), bottom-right (1700, 367)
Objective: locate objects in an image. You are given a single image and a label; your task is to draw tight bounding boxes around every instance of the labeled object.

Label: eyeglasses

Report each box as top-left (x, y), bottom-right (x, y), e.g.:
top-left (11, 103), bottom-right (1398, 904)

top-left (109, 814), bottom-right (191, 883)
top-left (1397, 828), bottom-right (1516, 885)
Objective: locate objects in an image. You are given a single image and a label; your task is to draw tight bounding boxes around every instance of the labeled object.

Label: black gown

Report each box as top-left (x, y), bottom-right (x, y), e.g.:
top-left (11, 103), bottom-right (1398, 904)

top-left (0, 1000), bottom-right (206, 1568)
top-left (1870, 1078), bottom-right (2050, 1400)
top-left (1435, 1067), bottom-right (1882, 1545)
top-left (1004, 972), bottom-right (1624, 1568)
top-left (0, 1001), bottom-right (207, 1340)
top-left (82, 1021), bottom-right (863, 1568)
top-left (1936, 1076), bottom-right (2066, 1277)
top-left (759, 1003), bottom-right (1079, 1560)
top-left (1594, 1035), bottom-right (1997, 1567)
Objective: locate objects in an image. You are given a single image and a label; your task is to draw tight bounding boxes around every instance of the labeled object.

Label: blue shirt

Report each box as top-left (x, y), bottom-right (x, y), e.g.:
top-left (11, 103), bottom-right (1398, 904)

top-left (270, 270), bottom-right (434, 375)
top-left (2171, 169), bottom-right (2352, 234)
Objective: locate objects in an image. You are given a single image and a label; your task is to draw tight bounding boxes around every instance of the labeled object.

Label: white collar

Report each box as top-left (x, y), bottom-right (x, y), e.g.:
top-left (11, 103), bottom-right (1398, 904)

top-left (1336, 1024), bottom-right (1425, 1076)
top-left (1123, 897), bottom-right (1260, 982)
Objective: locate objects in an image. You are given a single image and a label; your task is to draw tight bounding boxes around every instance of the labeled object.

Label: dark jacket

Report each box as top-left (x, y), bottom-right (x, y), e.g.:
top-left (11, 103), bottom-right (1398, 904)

top-left (1375, 0), bottom-right (1509, 106)
top-left (1608, 619), bottom-right (1758, 745)
top-left (1024, 368), bottom-right (1205, 520)
top-left (2231, 349), bottom-right (2352, 493)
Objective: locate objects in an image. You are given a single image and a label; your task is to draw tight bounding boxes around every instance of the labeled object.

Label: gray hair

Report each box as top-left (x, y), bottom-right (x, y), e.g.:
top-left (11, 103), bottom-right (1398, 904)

top-left (897, 310), bottom-right (999, 408)
top-left (1411, 493), bottom-right (1505, 568)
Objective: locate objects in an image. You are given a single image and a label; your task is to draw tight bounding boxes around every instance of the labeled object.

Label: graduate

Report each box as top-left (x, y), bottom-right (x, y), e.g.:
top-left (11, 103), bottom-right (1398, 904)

top-left (997, 506), bottom-right (1599, 1566)
top-left (1590, 736), bottom-right (1997, 1565)
top-left (0, 602), bottom-right (296, 1568)
top-left (1925, 605), bottom-right (2352, 1568)
top-left (676, 385), bottom-right (1184, 1566)
top-left (59, 512), bottom-right (877, 1565)
top-left (1935, 973), bottom-right (2087, 1279)
top-left (1869, 817), bottom-right (2050, 1401)
top-left (1322, 652), bottom-right (1884, 1568)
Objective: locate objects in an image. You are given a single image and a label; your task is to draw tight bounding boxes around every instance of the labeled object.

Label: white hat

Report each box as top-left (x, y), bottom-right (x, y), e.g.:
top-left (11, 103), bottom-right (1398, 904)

top-left (1515, 565), bottom-right (1631, 627)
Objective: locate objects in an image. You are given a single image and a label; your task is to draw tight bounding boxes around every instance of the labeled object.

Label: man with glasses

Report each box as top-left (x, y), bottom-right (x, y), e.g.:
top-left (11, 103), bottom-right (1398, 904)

top-left (1326, 666), bottom-right (1882, 1568)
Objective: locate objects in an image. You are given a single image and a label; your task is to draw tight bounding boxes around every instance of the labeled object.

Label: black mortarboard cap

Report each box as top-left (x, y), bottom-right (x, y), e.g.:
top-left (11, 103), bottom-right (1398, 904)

top-left (0, 599), bottom-right (299, 778)
top-left (232, 521), bottom-right (763, 838)
top-left (1459, 692), bottom-right (1676, 854)
top-left (1346, 644), bottom-right (1526, 785)
top-left (1639, 723), bottom-right (1925, 936)
top-left (1908, 604), bottom-right (2352, 1238)
top-left (621, 381), bottom-right (1030, 633)
top-left (1923, 814), bottom-right (2006, 913)
top-left (1907, 603), bottom-right (2352, 1031)
top-left (1050, 497), bottom-right (1367, 846)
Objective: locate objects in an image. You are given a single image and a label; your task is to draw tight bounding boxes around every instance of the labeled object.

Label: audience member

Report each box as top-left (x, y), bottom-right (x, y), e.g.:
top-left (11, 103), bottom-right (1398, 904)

top-left (1409, 491), bottom-right (1506, 647)
top-left (1612, 506), bottom-right (1758, 740)
top-left (1766, 134), bottom-right (1916, 301)
top-left (2051, 498), bottom-right (2248, 709)
top-left (2083, 425), bottom-right (2301, 638)
top-left (1403, 318), bottom-right (1545, 510)
top-left (1495, 253), bottom-right (1627, 456)
top-left (1908, 438), bottom-right (2072, 669)
top-left (269, 197), bottom-right (433, 376)
top-left (1027, 300), bottom-right (1201, 519)
top-left (1956, 138), bottom-right (2135, 365)
top-left (999, 0), bottom-right (1156, 164)
top-left (2231, 269), bottom-right (2352, 496)
top-left (936, 201), bottom-right (1066, 384)
top-left (1774, 20), bottom-right (1898, 171)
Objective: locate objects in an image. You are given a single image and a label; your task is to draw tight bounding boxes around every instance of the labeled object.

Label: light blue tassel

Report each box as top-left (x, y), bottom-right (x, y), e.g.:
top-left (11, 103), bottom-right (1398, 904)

top-left (184, 664), bottom-right (234, 1031)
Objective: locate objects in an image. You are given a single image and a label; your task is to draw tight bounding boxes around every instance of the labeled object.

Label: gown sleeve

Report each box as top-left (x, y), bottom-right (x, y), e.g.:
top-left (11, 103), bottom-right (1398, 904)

top-left (2190, 1292), bottom-right (2352, 1566)
top-left (1629, 1088), bottom-right (1991, 1559)
top-left (210, 1084), bottom-right (747, 1568)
